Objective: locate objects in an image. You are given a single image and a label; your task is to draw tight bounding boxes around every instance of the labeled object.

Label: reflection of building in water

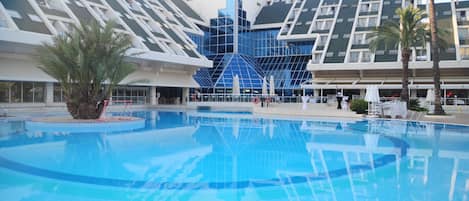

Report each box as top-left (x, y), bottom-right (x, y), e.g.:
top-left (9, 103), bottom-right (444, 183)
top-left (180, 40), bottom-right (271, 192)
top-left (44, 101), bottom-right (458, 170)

top-left (3, 113), bottom-right (469, 200)
top-left (0, 124), bottom-right (213, 200)
top-left (189, 113), bottom-right (313, 184)
top-left (289, 120), bottom-right (469, 201)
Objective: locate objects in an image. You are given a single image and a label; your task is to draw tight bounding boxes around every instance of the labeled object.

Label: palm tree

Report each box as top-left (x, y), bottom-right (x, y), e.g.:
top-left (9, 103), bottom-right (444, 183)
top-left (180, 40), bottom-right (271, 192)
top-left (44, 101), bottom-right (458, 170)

top-left (428, 0), bottom-right (445, 115)
top-left (37, 21), bottom-right (136, 119)
top-left (369, 6), bottom-right (427, 108)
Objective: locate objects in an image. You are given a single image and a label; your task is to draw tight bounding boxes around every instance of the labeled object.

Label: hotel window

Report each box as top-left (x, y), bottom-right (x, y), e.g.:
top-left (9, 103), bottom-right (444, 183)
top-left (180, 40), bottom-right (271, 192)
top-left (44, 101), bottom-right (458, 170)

top-left (37, 0), bottom-right (49, 7)
top-left (50, 19), bottom-right (68, 34)
top-left (312, 52), bottom-right (323, 63)
top-left (368, 16), bottom-right (378, 27)
top-left (416, 0), bottom-right (428, 5)
top-left (360, 2), bottom-right (379, 13)
top-left (461, 47), bottom-right (469, 60)
top-left (349, 51), bottom-right (360, 63)
top-left (457, 10), bottom-right (467, 22)
top-left (353, 33), bottom-right (365, 44)
top-left (53, 83), bottom-right (64, 102)
top-left (312, 19), bottom-right (334, 30)
top-left (37, 0), bottom-right (66, 11)
top-left (459, 27), bottom-right (469, 40)
top-left (0, 81), bottom-right (45, 103)
top-left (415, 49), bottom-right (427, 61)
top-left (316, 35), bottom-right (328, 46)
top-left (357, 18), bottom-right (367, 27)
top-left (125, 0), bottom-right (143, 13)
top-left (318, 6), bottom-right (336, 16)
top-left (166, 42), bottom-right (186, 56)
top-left (349, 50), bottom-right (372, 63)
top-left (324, 20), bottom-right (333, 29)
top-left (361, 51), bottom-right (372, 62)
top-left (0, 83), bottom-right (9, 103)
top-left (112, 87), bottom-right (149, 105)
top-left (353, 32), bottom-right (372, 45)
top-left (356, 16), bottom-right (378, 28)
top-left (143, 19), bottom-right (164, 36)
top-left (90, 6), bottom-right (109, 22)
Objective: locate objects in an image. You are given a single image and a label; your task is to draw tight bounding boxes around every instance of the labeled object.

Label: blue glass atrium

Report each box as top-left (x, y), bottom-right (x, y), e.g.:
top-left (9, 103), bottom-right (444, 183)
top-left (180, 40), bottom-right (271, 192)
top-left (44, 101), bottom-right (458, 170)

top-left (192, 0), bottom-right (313, 95)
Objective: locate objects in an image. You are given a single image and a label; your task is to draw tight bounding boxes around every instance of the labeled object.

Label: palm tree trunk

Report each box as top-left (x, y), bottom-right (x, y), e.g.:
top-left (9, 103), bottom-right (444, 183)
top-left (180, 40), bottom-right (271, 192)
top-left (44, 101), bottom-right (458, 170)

top-left (401, 48), bottom-right (411, 108)
top-left (65, 90), bottom-right (101, 119)
top-left (428, 0), bottom-right (445, 115)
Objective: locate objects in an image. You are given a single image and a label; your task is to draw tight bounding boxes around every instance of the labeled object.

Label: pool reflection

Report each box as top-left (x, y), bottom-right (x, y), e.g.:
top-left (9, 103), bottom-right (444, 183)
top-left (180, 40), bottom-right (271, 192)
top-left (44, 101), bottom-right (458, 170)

top-left (0, 111), bottom-right (468, 201)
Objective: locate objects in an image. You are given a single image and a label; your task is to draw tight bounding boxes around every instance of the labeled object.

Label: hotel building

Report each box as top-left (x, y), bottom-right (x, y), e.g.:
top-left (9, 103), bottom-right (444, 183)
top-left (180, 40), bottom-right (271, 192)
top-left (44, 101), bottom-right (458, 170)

top-left (0, 0), bottom-right (468, 107)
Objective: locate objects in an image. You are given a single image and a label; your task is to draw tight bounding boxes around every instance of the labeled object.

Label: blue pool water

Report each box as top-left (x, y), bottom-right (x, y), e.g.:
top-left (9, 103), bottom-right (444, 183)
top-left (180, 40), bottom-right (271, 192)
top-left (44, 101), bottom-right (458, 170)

top-left (0, 110), bottom-right (468, 201)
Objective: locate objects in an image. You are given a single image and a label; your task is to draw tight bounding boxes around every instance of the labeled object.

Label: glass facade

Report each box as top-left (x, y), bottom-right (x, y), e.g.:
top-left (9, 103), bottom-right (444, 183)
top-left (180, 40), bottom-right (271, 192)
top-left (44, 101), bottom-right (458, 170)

top-left (213, 54), bottom-right (264, 89)
top-left (191, 0), bottom-right (314, 94)
top-left (112, 86), bottom-right (149, 105)
top-left (53, 84), bottom-right (149, 105)
top-left (253, 29), bottom-right (313, 57)
top-left (258, 55), bottom-right (312, 92)
top-left (0, 81), bottom-right (45, 103)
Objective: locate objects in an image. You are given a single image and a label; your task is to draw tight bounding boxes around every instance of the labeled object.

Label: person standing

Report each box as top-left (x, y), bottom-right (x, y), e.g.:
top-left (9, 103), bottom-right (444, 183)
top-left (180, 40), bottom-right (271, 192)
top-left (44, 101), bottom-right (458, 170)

top-left (260, 96), bottom-right (265, 107)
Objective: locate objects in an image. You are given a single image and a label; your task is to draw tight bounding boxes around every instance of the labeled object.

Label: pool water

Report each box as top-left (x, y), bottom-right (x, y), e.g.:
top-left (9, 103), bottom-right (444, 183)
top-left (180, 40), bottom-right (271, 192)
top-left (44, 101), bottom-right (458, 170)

top-left (0, 110), bottom-right (469, 201)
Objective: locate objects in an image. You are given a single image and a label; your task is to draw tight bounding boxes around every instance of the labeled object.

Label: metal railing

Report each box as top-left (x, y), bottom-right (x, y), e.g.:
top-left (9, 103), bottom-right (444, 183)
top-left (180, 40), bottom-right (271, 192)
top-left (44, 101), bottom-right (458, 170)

top-left (444, 98), bottom-right (469, 106)
top-left (189, 94), bottom-right (469, 106)
top-left (189, 94), bottom-right (309, 103)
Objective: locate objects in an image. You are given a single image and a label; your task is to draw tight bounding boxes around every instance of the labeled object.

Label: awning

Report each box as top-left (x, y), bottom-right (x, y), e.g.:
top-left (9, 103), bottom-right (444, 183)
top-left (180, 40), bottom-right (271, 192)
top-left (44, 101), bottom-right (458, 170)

top-left (0, 56), bottom-right (200, 88)
top-left (0, 58), bottom-right (56, 82)
top-left (301, 79), bottom-right (469, 90)
top-left (121, 70), bottom-right (200, 88)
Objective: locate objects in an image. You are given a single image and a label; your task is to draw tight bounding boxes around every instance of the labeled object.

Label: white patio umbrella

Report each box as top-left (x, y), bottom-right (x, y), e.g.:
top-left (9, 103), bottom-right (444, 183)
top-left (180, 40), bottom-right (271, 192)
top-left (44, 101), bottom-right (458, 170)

top-left (365, 85), bottom-right (381, 116)
top-left (262, 76), bottom-right (268, 96)
top-left (269, 75), bottom-right (275, 96)
top-left (426, 88), bottom-right (435, 103)
top-left (365, 85), bottom-right (380, 103)
top-left (232, 75), bottom-right (240, 96)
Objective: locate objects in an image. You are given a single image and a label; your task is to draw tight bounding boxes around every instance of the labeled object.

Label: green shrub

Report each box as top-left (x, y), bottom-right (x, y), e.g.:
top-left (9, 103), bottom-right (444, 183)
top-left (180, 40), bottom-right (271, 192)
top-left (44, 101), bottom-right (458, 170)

top-left (409, 99), bottom-right (428, 112)
top-left (350, 99), bottom-right (368, 114)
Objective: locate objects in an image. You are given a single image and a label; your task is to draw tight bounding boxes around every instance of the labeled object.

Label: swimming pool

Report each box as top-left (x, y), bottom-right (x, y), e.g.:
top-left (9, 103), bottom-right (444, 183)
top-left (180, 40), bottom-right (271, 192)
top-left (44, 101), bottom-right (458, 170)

top-left (0, 110), bottom-right (468, 201)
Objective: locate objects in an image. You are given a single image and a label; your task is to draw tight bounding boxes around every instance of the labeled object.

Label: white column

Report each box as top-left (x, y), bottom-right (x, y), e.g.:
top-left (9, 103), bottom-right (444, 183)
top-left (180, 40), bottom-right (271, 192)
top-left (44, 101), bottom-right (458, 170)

top-left (410, 89), bottom-right (417, 98)
top-left (45, 82), bottom-right (54, 105)
top-left (150, 86), bottom-right (157, 105)
top-left (233, 0), bottom-right (239, 53)
top-left (360, 89), bottom-right (366, 98)
top-left (314, 89), bottom-right (320, 97)
top-left (182, 88), bottom-right (189, 105)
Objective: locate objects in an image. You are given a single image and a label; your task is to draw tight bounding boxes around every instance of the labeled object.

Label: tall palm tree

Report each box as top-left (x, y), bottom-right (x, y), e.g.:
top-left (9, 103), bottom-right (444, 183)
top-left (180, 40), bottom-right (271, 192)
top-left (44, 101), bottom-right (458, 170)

top-left (369, 6), bottom-right (427, 108)
top-left (428, 0), bottom-right (445, 115)
top-left (37, 21), bottom-right (136, 119)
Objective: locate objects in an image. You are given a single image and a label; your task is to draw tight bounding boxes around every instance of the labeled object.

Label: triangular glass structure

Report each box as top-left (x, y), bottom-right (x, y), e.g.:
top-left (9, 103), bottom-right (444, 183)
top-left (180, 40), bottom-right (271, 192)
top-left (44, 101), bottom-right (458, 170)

top-left (213, 54), bottom-right (265, 89)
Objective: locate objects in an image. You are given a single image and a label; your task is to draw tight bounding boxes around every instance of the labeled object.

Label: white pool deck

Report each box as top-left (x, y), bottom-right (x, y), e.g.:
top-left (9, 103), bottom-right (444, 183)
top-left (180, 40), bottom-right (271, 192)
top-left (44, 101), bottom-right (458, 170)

top-left (252, 103), bottom-right (362, 118)
top-left (2, 102), bottom-right (469, 125)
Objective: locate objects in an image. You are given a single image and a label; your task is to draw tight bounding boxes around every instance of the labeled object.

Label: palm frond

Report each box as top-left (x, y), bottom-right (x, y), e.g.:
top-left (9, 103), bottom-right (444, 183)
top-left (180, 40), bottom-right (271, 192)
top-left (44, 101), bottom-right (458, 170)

top-left (35, 20), bottom-right (137, 119)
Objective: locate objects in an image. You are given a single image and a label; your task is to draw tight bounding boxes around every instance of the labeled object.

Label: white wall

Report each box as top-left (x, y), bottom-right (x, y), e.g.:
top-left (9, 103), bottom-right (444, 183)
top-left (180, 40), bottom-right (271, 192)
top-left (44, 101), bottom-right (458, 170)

top-left (0, 55), bottom-right (56, 82)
